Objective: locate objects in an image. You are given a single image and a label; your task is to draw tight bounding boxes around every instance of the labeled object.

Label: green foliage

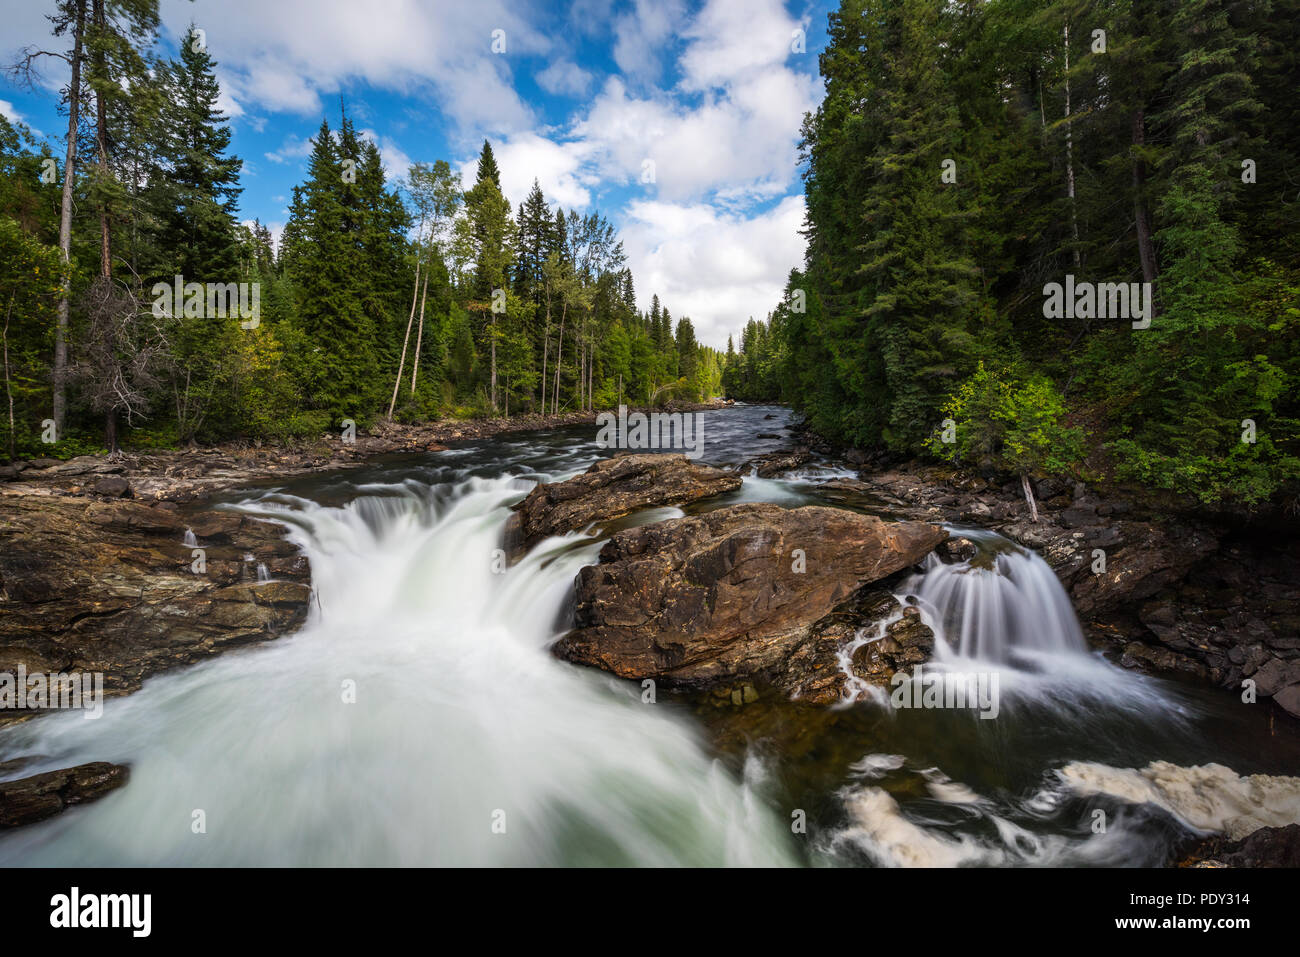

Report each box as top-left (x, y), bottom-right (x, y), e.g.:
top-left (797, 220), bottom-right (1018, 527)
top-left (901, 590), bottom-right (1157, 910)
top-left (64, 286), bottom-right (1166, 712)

top-left (770, 0), bottom-right (1300, 508)
top-left (928, 363), bottom-right (1085, 479)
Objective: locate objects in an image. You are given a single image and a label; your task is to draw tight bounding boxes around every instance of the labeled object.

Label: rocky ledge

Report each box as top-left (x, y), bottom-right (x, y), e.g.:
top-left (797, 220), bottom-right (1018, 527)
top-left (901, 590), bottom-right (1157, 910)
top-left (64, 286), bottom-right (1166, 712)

top-left (552, 498), bottom-right (946, 701)
top-left (0, 491), bottom-right (311, 705)
top-left (811, 465), bottom-right (1300, 721)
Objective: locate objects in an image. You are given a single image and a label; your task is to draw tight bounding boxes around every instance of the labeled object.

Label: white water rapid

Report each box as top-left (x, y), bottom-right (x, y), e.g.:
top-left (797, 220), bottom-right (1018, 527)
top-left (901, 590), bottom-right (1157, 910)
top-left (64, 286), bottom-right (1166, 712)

top-left (0, 473), bottom-right (796, 866)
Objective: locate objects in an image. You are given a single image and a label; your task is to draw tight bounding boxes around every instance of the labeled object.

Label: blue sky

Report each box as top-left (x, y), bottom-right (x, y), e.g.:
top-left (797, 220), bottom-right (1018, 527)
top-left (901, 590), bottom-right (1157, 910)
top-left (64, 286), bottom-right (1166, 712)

top-left (0, 0), bottom-right (834, 347)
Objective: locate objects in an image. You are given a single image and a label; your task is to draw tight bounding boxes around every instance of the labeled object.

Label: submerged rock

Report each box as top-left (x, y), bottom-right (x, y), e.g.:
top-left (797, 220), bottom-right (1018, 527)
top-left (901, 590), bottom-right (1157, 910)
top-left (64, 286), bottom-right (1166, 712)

top-left (553, 503), bottom-right (946, 697)
top-left (504, 453), bottom-right (741, 557)
top-left (0, 762), bottom-right (129, 829)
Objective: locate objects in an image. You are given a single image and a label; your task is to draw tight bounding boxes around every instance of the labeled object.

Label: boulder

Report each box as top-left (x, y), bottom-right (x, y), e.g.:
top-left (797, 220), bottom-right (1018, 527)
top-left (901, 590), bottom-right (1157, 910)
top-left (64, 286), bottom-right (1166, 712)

top-left (553, 503), bottom-right (946, 695)
top-left (92, 475), bottom-right (131, 498)
top-left (504, 453), bottom-right (740, 556)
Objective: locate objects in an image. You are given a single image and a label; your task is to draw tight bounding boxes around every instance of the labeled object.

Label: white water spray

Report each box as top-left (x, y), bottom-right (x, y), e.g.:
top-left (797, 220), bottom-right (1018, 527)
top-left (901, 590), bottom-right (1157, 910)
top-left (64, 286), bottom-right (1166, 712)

top-left (0, 474), bottom-right (795, 866)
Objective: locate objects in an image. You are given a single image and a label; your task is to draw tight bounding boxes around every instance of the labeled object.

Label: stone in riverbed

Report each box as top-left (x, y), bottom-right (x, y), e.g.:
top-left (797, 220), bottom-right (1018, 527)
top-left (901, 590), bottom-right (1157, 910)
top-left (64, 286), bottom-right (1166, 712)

top-left (0, 762), bottom-right (129, 829)
top-left (553, 502), bottom-right (946, 696)
top-left (503, 453), bottom-right (741, 557)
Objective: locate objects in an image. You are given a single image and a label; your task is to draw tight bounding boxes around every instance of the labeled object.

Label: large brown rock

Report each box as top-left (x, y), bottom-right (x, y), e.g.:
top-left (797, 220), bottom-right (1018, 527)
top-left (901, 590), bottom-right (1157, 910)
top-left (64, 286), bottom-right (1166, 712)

top-left (504, 453), bottom-right (741, 556)
top-left (0, 762), bottom-right (129, 829)
top-left (553, 503), bottom-right (946, 694)
top-left (0, 492), bottom-right (311, 702)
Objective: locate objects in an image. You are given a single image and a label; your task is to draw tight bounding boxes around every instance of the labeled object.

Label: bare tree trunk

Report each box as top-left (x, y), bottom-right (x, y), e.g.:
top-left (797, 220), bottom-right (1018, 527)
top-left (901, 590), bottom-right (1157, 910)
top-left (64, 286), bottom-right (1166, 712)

top-left (1021, 473), bottom-right (1039, 523)
top-left (53, 0), bottom-right (87, 434)
top-left (386, 256), bottom-right (421, 420)
top-left (1063, 22), bottom-right (1081, 270)
top-left (540, 285), bottom-right (551, 415)
top-left (410, 270), bottom-right (428, 394)
top-left (92, 0), bottom-right (110, 280)
top-left (1132, 108), bottom-right (1158, 287)
top-left (489, 313), bottom-right (497, 413)
top-left (552, 303), bottom-right (567, 413)
top-left (4, 295), bottom-right (15, 461)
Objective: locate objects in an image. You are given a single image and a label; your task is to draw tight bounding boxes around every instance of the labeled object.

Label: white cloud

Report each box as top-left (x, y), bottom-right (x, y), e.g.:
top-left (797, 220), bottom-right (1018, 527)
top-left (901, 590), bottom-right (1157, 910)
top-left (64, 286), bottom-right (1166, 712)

top-left (535, 60), bottom-right (593, 97)
top-left (678, 0), bottom-right (807, 91)
top-left (620, 194), bottom-right (806, 349)
top-left (459, 132), bottom-right (597, 210)
top-left (568, 0), bottom-right (818, 205)
top-left (361, 128), bottom-right (412, 182)
top-left (612, 0), bottom-right (686, 83)
top-left (264, 134), bottom-right (314, 165)
top-left (157, 0), bottom-right (544, 136)
top-left (0, 98), bottom-right (43, 138)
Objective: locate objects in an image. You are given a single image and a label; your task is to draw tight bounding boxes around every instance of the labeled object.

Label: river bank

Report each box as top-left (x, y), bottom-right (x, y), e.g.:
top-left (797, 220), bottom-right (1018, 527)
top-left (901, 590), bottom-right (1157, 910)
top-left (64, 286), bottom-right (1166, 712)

top-left (0, 400), bottom-right (732, 504)
top-left (2, 402), bottom-right (1297, 864)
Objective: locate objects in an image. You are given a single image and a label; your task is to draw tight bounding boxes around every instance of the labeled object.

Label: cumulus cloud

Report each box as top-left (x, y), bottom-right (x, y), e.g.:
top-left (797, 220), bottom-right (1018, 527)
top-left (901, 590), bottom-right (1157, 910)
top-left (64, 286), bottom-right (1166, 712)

top-left (620, 194), bottom-right (807, 349)
top-left (156, 0), bottom-right (542, 136)
top-left (535, 60), bottom-right (593, 97)
top-left (459, 131), bottom-right (597, 210)
top-left (612, 0), bottom-right (686, 83)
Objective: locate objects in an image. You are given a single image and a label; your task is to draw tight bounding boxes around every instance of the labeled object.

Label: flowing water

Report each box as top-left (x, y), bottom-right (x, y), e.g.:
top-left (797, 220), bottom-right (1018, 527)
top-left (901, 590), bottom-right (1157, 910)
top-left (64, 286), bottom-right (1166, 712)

top-left (2, 405), bottom-right (1297, 866)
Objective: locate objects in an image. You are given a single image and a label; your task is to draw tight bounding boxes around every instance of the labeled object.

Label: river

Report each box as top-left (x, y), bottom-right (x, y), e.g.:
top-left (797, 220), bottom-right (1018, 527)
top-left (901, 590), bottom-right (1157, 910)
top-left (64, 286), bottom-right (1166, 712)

top-left (2, 404), bottom-right (1296, 866)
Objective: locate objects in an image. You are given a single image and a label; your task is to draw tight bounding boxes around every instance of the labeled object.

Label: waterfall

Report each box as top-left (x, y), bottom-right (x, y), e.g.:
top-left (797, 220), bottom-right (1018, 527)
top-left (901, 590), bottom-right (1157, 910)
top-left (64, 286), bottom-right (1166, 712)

top-left (182, 528), bottom-right (198, 546)
top-left (0, 474), bottom-right (795, 866)
top-left (901, 528), bottom-right (1087, 666)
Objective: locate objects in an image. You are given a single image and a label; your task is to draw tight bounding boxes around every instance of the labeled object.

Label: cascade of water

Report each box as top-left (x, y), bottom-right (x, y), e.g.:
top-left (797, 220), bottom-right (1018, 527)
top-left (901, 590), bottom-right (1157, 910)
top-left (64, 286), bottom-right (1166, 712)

top-left (0, 474), bottom-right (794, 866)
top-left (900, 529), bottom-right (1087, 666)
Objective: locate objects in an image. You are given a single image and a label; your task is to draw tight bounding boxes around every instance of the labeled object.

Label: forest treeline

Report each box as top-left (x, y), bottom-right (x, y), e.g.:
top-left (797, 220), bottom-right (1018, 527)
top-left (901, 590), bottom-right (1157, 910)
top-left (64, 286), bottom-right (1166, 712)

top-left (725, 0), bottom-right (1299, 508)
top-left (0, 1), bottom-right (722, 458)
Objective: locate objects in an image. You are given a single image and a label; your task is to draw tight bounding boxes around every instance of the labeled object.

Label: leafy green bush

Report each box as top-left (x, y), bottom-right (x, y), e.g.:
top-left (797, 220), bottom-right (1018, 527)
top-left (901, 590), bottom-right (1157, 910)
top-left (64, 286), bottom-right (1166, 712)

top-left (927, 362), bottom-right (1085, 479)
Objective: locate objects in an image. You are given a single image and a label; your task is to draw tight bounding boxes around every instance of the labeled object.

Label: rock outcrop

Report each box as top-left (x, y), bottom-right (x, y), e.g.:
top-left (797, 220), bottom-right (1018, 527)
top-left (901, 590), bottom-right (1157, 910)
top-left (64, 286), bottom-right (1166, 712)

top-left (504, 453), bottom-right (741, 556)
top-left (552, 503), bottom-right (946, 697)
top-left (833, 466), bottom-right (1300, 720)
top-left (0, 762), bottom-right (129, 829)
top-left (0, 492), bottom-right (311, 702)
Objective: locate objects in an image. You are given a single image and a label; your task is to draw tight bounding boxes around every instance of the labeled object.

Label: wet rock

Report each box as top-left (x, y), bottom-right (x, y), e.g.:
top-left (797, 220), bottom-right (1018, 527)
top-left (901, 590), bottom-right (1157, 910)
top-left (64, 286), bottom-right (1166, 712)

top-left (938, 536), bottom-right (978, 563)
top-left (553, 503), bottom-right (946, 695)
top-left (1252, 658), bottom-right (1300, 697)
top-left (504, 453), bottom-right (741, 557)
top-left (1184, 824), bottom-right (1300, 868)
top-left (740, 448), bottom-right (813, 478)
top-left (0, 493), bottom-right (311, 698)
top-left (0, 762), bottom-right (129, 829)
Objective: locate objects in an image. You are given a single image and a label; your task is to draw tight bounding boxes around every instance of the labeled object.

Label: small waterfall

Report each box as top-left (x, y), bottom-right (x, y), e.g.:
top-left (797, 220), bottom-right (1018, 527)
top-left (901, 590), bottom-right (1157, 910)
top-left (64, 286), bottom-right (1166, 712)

top-left (256, 563), bottom-right (271, 583)
top-left (900, 529), bottom-right (1086, 667)
top-left (182, 528), bottom-right (198, 546)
